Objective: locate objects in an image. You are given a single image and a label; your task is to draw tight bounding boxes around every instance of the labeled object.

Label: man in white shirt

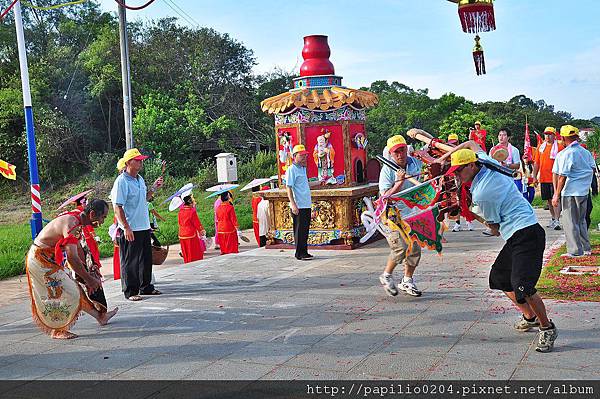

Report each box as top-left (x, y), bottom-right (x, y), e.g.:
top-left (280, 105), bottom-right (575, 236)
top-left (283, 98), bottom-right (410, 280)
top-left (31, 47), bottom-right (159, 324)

top-left (256, 186), bottom-right (270, 247)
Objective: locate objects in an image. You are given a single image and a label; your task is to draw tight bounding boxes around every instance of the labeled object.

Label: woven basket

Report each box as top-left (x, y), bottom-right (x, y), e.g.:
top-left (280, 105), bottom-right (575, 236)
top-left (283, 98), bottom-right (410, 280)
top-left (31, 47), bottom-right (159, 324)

top-left (151, 245), bottom-right (169, 265)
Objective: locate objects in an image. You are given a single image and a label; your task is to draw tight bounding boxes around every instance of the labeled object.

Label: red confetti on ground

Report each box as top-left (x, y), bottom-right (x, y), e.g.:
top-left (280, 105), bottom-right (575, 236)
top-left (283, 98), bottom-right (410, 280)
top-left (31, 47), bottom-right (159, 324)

top-left (489, 306), bottom-right (507, 314)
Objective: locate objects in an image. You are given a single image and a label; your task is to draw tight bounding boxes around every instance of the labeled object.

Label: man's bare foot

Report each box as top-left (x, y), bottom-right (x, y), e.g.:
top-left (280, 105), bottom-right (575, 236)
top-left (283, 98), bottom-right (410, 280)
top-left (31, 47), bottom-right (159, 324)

top-left (98, 307), bottom-right (119, 326)
top-left (51, 330), bottom-right (78, 339)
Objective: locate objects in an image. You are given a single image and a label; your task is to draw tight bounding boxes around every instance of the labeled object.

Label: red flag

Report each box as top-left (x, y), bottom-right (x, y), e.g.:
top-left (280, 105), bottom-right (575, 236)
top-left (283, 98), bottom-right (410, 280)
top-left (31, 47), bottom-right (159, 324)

top-left (535, 132), bottom-right (543, 148)
top-left (523, 121), bottom-right (533, 161)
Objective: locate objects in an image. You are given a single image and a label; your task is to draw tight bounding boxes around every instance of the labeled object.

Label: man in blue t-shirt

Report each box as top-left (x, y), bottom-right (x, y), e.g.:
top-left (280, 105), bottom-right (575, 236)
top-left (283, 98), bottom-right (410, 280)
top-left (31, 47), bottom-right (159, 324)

top-left (436, 140), bottom-right (558, 353)
top-left (378, 134), bottom-right (423, 298)
top-left (285, 144), bottom-right (314, 260)
top-left (111, 148), bottom-right (162, 301)
top-left (552, 125), bottom-right (597, 258)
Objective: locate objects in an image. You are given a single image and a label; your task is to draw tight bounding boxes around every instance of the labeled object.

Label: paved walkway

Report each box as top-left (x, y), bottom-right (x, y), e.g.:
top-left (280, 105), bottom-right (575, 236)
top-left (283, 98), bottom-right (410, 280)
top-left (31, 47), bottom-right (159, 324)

top-left (0, 229), bottom-right (258, 308)
top-left (1, 210), bottom-right (599, 382)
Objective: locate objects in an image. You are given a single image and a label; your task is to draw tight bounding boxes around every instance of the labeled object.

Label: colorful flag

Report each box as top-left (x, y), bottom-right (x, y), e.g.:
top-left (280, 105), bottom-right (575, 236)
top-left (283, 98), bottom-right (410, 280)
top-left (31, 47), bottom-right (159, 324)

top-left (523, 120), bottom-right (533, 161)
top-left (0, 159), bottom-right (16, 180)
top-left (402, 206), bottom-right (444, 253)
top-left (390, 179), bottom-right (441, 210)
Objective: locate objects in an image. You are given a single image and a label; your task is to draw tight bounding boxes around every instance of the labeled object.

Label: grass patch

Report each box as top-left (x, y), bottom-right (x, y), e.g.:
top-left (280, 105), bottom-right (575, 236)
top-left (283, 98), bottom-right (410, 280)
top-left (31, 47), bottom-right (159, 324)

top-left (537, 232), bottom-right (600, 302)
top-left (0, 152), bottom-right (275, 280)
top-left (0, 224), bottom-right (32, 279)
top-left (0, 188), bottom-right (255, 280)
top-left (531, 195), bottom-right (545, 208)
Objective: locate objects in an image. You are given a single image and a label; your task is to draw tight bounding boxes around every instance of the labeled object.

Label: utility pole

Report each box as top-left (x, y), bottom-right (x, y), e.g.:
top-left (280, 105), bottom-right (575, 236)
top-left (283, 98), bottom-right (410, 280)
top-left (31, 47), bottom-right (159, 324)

top-left (14, 1), bottom-right (43, 239)
top-left (118, 0), bottom-right (134, 149)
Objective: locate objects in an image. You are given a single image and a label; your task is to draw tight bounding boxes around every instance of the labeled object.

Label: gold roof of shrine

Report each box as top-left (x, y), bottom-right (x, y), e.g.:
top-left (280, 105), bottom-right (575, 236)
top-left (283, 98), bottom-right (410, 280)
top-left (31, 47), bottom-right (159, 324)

top-left (260, 86), bottom-right (379, 115)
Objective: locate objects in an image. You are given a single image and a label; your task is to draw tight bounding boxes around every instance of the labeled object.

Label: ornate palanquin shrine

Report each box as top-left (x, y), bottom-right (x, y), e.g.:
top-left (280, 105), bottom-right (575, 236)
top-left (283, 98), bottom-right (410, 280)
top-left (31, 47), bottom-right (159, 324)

top-left (260, 35), bottom-right (380, 249)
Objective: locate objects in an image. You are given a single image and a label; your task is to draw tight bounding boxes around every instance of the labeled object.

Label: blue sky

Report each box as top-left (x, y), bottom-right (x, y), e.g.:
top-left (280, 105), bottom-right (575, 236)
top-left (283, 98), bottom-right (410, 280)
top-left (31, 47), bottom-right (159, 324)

top-left (98, 0), bottom-right (600, 119)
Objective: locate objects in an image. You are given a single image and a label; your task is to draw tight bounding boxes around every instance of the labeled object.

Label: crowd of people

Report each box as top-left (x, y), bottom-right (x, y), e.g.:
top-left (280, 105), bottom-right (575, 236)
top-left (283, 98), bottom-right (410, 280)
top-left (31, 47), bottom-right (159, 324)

top-left (377, 122), bottom-right (598, 353)
top-left (23, 123), bottom-right (598, 355)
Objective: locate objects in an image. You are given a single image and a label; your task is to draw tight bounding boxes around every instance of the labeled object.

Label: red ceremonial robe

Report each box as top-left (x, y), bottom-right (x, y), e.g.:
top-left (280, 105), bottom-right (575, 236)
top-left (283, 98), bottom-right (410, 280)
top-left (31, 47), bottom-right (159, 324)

top-left (113, 244), bottom-right (120, 280)
top-left (251, 196), bottom-right (262, 245)
top-left (82, 225), bottom-right (101, 269)
top-left (216, 202), bottom-right (239, 255)
top-left (178, 205), bottom-right (205, 263)
top-left (110, 216), bottom-right (121, 280)
top-left (74, 204), bottom-right (102, 275)
top-left (469, 129), bottom-right (487, 152)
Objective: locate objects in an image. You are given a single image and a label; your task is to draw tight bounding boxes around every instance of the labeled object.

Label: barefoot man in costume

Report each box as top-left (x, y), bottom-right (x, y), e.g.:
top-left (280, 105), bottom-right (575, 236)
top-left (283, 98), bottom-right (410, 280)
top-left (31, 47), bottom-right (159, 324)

top-left (25, 199), bottom-right (118, 339)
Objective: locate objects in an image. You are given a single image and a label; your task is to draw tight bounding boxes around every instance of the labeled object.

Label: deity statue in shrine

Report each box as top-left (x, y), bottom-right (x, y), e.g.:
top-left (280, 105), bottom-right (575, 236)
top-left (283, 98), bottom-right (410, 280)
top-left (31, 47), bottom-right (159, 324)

top-left (278, 131), bottom-right (294, 172)
top-left (313, 129), bottom-right (336, 184)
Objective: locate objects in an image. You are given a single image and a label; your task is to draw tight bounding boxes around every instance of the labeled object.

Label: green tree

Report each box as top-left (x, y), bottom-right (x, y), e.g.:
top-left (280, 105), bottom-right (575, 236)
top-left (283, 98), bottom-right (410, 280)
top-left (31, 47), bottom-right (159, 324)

top-left (80, 24), bottom-right (122, 151)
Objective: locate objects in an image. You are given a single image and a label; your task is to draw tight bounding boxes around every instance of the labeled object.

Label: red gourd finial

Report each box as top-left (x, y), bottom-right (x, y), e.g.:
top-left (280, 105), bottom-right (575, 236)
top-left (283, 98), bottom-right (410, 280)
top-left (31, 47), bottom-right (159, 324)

top-left (299, 35), bottom-right (335, 77)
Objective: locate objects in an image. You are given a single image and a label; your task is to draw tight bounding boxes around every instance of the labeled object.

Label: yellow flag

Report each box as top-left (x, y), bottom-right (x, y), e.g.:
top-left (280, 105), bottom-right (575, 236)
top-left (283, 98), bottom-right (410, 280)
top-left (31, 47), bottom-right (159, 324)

top-left (0, 159), bottom-right (16, 180)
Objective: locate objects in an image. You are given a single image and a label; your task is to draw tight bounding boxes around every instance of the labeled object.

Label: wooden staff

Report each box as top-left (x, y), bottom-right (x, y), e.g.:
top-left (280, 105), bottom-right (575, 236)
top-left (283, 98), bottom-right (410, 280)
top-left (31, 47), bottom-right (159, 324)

top-left (406, 128), bottom-right (454, 153)
top-left (376, 155), bottom-right (421, 186)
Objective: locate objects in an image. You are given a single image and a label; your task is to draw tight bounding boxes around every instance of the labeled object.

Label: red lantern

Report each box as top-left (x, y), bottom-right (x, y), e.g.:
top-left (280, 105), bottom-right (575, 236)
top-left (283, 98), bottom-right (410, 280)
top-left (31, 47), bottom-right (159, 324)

top-left (449, 0), bottom-right (496, 34)
top-left (472, 35), bottom-right (486, 75)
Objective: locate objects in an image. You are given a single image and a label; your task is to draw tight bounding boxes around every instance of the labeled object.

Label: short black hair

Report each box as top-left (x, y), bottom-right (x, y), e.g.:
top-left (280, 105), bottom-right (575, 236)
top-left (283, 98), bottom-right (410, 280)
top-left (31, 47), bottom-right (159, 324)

top-left (499, 127), bottom-right (511, 137)
top-left (183, 195), bottom-right (194, 205)
top-left (220, 191), bottom-right (230, 202)
top-left (85, 199), bottom-right (108, 216)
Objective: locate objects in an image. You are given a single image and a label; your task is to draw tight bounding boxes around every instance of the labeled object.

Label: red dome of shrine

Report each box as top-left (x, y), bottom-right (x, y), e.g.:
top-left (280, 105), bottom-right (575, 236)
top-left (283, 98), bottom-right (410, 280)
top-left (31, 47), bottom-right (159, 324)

top-left (300, 35), bottom-right (335, 77)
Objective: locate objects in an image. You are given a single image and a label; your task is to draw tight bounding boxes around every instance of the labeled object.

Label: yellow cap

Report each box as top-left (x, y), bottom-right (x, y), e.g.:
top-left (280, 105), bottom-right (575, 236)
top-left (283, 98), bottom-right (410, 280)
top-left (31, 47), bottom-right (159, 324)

top-left (543, 126), bottom-right (556, 135)
top-left (117, 148), bottom-right (149, 169)
top-left (386, 135), bottom-right (407, 152)
top-left (447, 149), bottom-right (477, 174)
top-left (292, 144), bottom-right (308, 155)
top-left (474, 121), bottom-right (482, 126)
top-left (447, 133), bottom-right (459, 141)
top-left (560, 125), bottom-right (579, 137)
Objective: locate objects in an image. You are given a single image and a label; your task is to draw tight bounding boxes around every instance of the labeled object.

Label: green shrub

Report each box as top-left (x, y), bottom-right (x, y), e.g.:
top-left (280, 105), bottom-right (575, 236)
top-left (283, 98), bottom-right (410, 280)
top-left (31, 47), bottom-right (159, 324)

top-left (89, 152), bottom-right (119, 179)
top-left (237, 151), bottom-right (277, 182)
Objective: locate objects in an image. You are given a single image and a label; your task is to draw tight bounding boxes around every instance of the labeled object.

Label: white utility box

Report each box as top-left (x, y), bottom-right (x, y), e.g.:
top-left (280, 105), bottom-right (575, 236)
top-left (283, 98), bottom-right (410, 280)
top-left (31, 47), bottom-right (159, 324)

top-left (215, 153), bottom-right (237, 183)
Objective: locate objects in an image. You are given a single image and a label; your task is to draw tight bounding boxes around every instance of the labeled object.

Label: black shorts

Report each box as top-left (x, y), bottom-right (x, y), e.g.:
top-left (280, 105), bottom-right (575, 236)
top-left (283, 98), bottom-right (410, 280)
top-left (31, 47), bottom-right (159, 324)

top-left (489, 224), bottom-right (546, 304)
top-left (540, 183), bottom-right (554, 201)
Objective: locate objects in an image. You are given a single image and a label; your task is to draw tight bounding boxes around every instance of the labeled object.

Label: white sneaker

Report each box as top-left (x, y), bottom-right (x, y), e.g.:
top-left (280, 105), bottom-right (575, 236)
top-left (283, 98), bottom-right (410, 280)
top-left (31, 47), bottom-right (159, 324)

top-left (553, 220), bottom-right (562, 231)
top-left (536, 322), bottom-right (558, 353)
top-left (547, 219), bottom-right (555, 228)
top-left (584, 251), bottom-right (592, 256)
top-left (465, 221), bottom-right (473, 231)
top-left (399, 277), bottom-right (422, 297)
top-left (560, 253), bottom-right (583, 259)
top-left (379, 273), bottom-right (398, 296)
top-left (452, 222), bottom-right (461, 232)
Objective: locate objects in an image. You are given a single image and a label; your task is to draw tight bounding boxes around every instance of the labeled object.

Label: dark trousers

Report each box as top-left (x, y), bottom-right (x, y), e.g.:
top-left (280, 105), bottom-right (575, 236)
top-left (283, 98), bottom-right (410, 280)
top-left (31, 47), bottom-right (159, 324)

top-left (292, 208), bottom-right (311, 258)
top-left (585, 194), bottom-right (593, 230)
top-left (150, 232), bottom-right (161, 247)
top-left (150, 223), bottom-right (161, 247)
top-left (118, 229), bottom-right (154, 298)
top-left (259, 235), bottom-right (267, 247)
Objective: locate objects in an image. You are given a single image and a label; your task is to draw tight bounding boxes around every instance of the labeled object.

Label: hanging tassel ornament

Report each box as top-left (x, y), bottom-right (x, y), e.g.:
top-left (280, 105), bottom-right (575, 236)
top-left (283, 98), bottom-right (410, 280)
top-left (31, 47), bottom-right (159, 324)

top-left (472, 35), bottom-right (486, 75)
top-left (453, 0), bottom-right (496, 34)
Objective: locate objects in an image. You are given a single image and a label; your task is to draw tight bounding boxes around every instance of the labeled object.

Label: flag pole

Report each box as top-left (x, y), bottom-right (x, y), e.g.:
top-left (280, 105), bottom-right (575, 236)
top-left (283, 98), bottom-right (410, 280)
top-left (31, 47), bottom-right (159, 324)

top-left (14, 1), bottom-right (43, 239)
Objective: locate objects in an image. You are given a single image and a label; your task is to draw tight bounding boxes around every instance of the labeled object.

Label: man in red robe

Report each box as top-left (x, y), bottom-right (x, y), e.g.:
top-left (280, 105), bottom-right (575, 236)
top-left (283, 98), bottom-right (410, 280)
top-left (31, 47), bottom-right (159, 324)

top-left (216, 191), bottom-right (240, 255)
